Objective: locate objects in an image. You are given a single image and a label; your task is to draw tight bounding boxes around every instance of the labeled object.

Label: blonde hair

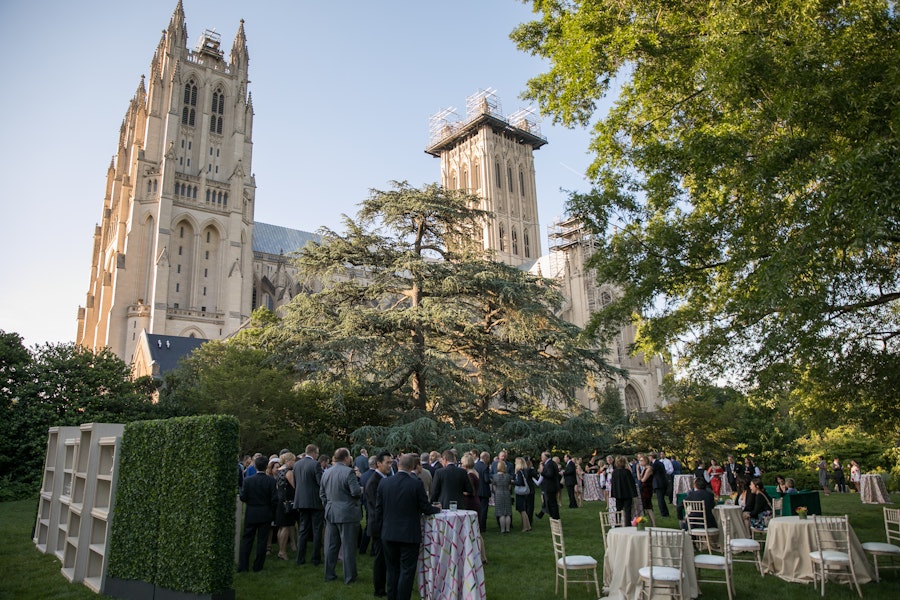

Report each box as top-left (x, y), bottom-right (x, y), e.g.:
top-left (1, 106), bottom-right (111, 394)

top-left (461, 453), bottom-right (475, 470)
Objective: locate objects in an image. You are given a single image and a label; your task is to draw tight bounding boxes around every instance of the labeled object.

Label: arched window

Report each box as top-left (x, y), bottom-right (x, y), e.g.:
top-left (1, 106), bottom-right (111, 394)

top-left (498, 223), bottom-right (506, 252)
top-left (512, 228), bottom-right (519, 255)
top-left (223, 193), bottom-right (228, 207)
top-left (147, 180), bottom-right (152, 194)
top-left (601, 291), bottom-right (613, 307)
top-left (206, 189), bottom-right (211, 203)
top-left (182, 79), bottom-right (197, 126)
top-left (450, 171), bottom-right (457, 190)
top-left (508, 167), bottom-right (514, 191)
top-left (210, 88), bottom-right (224, 134)
top-left (624, 385), bottom-right (642, 413)
top-left (524, 231), bottom-right (531, 258)
top-left (519, 171), bottom-right (525, 196)
top-left (495, 162), bottom-right (502, 188)
top-left (461, 167), bottom-right (468, 191)
top-left (474, 163), bottom-right (481, 188)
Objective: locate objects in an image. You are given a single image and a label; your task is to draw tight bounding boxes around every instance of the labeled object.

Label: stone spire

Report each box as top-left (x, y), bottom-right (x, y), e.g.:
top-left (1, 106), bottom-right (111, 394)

top-left (230, 19), bottom-right (249, 71)
top-left (167, 0), bottom-right (187, 51)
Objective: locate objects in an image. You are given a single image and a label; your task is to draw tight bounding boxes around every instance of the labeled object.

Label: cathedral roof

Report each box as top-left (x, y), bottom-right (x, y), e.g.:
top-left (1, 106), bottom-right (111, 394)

top-left (143, 333), bottom-right (208, 377)
top-left (252, 222), bottom-right (319, 256)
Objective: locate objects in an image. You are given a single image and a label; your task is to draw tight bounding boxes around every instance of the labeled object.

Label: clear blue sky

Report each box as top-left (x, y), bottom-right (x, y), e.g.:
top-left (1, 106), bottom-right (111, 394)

top-left (0, 1), bottom-right (605, 348)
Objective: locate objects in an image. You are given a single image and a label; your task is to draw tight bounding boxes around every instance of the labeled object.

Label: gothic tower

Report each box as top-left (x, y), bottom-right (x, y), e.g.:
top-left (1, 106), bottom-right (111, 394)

top-left (425, 89), bottom-right (545, 266)
top-left (76, 1), bottom-right (256, 362)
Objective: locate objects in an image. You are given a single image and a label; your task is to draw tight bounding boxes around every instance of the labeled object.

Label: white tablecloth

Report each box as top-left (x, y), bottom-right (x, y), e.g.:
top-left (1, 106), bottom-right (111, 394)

top-left (673, 475), bottom-right (695, 497)
top-left (859, 474), bottom-right (890, 504)
top-left (714, 504), bottom-right (748, 544)
top-left (602, 527), bottom-right (698, 600)
top-left (583, 473), bottom-right (603, 502)
top-left (418, 509), bottom-right (486, 600)
top-left (761, 516), bottom-right (874, 584)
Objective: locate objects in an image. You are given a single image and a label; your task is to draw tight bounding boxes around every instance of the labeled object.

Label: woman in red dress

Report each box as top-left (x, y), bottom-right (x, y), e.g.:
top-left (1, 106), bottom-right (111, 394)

top-left (706, 459), bottom-right (725, 496)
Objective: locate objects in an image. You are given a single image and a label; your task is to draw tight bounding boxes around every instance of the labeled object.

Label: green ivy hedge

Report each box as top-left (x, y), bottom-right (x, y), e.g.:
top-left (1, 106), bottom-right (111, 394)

top-left (107, 415), bottom-right (239, 596)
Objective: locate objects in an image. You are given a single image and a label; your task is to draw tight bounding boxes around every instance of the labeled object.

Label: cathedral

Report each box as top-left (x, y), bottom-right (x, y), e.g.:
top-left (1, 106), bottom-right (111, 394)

top-left (76, 3), bottom-right (668, 412)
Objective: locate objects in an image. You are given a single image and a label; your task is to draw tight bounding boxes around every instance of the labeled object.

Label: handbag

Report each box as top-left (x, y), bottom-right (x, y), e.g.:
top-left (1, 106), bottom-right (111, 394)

top-left (514, 473), bottom-right (529, 495)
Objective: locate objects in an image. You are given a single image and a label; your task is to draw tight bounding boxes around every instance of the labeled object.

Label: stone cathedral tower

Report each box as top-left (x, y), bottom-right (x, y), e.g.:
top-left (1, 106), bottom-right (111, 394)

top-left (425, 89), bottom-right (545, 266)
top-left (76, 1), bottom-right (256, 363)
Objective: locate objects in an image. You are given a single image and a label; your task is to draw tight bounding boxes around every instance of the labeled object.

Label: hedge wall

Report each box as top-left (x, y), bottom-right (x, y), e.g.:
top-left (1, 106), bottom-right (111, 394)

top-left (106, 415), bottom-right (239, 596)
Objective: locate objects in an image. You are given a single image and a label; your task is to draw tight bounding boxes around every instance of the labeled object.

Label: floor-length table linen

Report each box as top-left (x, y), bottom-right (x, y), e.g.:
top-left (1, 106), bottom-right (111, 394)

top-left (761, 516), bottom-right (874, 585)
top-left (583, 473), bottom-right (603, 502)
top-left (418, 509), bottom-right (486, 600)
top-left (714, 504), bottom-right (748, 544)
top-left (601, 527), bottom-right (698, 600)
top-left (859, 474), bottom-right (890, 504)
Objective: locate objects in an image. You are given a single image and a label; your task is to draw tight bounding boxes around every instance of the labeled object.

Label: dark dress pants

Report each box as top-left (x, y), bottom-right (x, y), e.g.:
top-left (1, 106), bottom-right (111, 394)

top-left (238, 520), bottom-right (270, 572)
top-left (566, 483), bottom-right (578, 508)
top-left (655, 487), bottom-right (670, 516)
top-left (371, 536), bottom-right (386, 595)
top-left (546, 489), bottom-right (560, 519)
top-left (296, 508), bottom-right (324, 565)
top-left (383, 539), bottom-right (419, 600)
top-left (477, 495), bottom-right (490, 532)
top-left (617, 497), bottom-right (633, 526)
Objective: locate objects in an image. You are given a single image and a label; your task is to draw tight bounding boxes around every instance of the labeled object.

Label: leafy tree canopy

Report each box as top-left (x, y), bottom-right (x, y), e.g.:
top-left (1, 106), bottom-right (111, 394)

top-left (512, 1), bottom-right (899, 414)
top-left (260, 181), bottom-right (617, 422)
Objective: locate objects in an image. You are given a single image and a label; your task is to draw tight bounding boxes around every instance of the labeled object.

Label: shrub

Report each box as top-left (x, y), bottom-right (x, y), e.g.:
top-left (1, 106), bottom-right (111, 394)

top-left (107, 415), bottom-right (239, 595)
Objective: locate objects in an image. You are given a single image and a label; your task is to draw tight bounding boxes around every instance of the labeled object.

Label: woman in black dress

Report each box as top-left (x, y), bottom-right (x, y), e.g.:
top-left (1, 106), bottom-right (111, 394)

top-left (274, 452), bottom-right (297, 560)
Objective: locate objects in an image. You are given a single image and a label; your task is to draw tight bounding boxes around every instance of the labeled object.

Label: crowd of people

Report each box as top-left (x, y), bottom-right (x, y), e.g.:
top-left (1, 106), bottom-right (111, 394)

top-left (236, 444), bottom-right (862, 598)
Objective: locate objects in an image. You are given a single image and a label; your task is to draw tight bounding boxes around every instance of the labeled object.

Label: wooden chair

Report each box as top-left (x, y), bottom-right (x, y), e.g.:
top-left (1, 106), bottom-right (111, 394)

top-left (550, 518), bottom-right (600, 599)
top-left (861, 507), bottom-right (900, 582)
top-left (599, 510), bottom-right (625, 548)
top-left (750, 496), bottom-right (778, 544)
top-left (809, 515), bottom-right (863, 598)
top-left (684, 499), bottom-right (719, 554)
top-left (639, 528), bottom-right (686, 600)
top-left (728, 516), bottom-right (764, 576)
top-left (771, 497), bottom-right (783, 517)
top-left (695, 520), bottom-right (734, 600)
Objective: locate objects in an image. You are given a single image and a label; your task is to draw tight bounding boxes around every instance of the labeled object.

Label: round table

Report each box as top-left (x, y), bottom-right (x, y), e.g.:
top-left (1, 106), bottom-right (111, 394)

top-left (761, 516), bottom-right (874, 584)
top-left (859, 474), bottom-right (889, 504)
top-left (601, 527), bottom-right (698, 600)
top-left (673, 474), bottom-right (696, 497)
top-left (713, 504), bottom-right (747, 543)
top-left (418, 509), bottom-right (486, 600)
top-left (583, 473), bottom-right (603, 502)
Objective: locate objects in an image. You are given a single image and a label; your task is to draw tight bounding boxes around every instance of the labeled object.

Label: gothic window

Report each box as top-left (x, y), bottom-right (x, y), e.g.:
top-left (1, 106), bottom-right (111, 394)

top-left (180, 227), bottom-right (184, 238)
top-left (462, 167), bottom-right (468, 190)
top-left (601, 291), bottom-right (612, 307)
top-left (524, 231), bottom-right (531, 258)
top-left (206, 189), bottom-right (211, 202)
top-left (519, 171), bottom-right (525, 196)
top-left (508, 167), bottom-right (514, 191)
top-left (182, 79), bottom-right (197, 126)
top-left (624, 385), bottom-right (642, 413)
top-left (498, 223), bottom-right (506, 252)
top-left (512, 228), bottom-right (519, 255)
top-left (450, 171), bottom-right (457, 190)
top-left (153, 180), bottom-right (157, 193)
top-left (210, 88), bottom-right (224, 134)
top-left (193, 186), bottom-right (198, 199)
top-left (147, 180), bottom-right (152, 194)
top-left (495, 162), bottom-right (502, 188)
top-left (223, 193), bottom-right (228, 207)
top-left (206, 231), bottom-right (211, 243)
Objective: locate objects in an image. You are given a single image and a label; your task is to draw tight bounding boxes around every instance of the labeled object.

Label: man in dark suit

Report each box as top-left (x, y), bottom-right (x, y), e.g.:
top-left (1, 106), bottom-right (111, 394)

top-left (676, 477), bottom-right (717, 529)
top-left (563, 453), bottom-right (578, 508)
top-left (293, 444), bottom-right (325, 566)
top-left (430, 449), bottom-right (474, 509)
top-left (355, 448), bottom-right (370, 474)
top-left (376, 453), bottom-right (441, 600)
top-left (365, 451), bottom-right (393, 597)
top-left (474, 451), bottom-right (492, 532)
top-left (320, 447), bottom-right (362, 584)
top-left (358, 455), bottom-right (378, 555)
top-left (238, 455), bottom-right (277, 572)
top-left (650, 452), bottom-right (670, 517)
top-left (536, 451), bottom-right (560, 519)
top-left (725, 454), bottom-right (742, 491)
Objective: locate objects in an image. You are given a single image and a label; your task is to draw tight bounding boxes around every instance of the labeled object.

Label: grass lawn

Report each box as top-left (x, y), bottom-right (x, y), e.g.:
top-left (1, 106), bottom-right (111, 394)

top-left (4, 492), bottom-right (900, 599)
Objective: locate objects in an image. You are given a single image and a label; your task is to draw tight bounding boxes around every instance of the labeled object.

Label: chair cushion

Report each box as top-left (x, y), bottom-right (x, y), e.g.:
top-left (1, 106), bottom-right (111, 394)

top-left (809, 550), bottom-right (850, 563)
top-left (861, 542), bottom-right (900, 555)
top-left (560, 555), bottom-right (597, 568)
top-left (695, 554), bottom-right (727, 567)
top-left (638, 566), bottom-right (682, 581)
top-left (731, 538), bottom-right (760, 551)
top-left (690, 527), bottom-right (719, 535)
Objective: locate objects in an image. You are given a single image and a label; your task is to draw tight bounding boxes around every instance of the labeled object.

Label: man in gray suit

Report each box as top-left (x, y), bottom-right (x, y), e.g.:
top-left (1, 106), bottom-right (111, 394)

top-left (293, 444), bottom-right (325, 566)
top-left (319, 447), bottom-right (363, 584)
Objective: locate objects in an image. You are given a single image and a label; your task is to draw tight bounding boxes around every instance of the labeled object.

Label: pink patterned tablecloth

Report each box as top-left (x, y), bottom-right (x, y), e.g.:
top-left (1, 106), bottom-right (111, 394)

top-left (583, 473), bottom-right (603, 501)
top-left (859, 474), bottom-right (890, 504)
top-left (418, 509), bottom-right (486, 600)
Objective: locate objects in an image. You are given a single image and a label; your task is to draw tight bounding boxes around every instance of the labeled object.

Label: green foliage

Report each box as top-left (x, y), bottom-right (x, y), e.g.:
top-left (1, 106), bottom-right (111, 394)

top-left (107, 415), bottom-right (238, 595)
top-left (0, 335), bottom-right (162, 501)
top-left (261, 181), bottom-right (615, 421)
top-left (513, 1), bottom-right (900, 417)
top-left (796, 425), bottom-right (895, 475)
